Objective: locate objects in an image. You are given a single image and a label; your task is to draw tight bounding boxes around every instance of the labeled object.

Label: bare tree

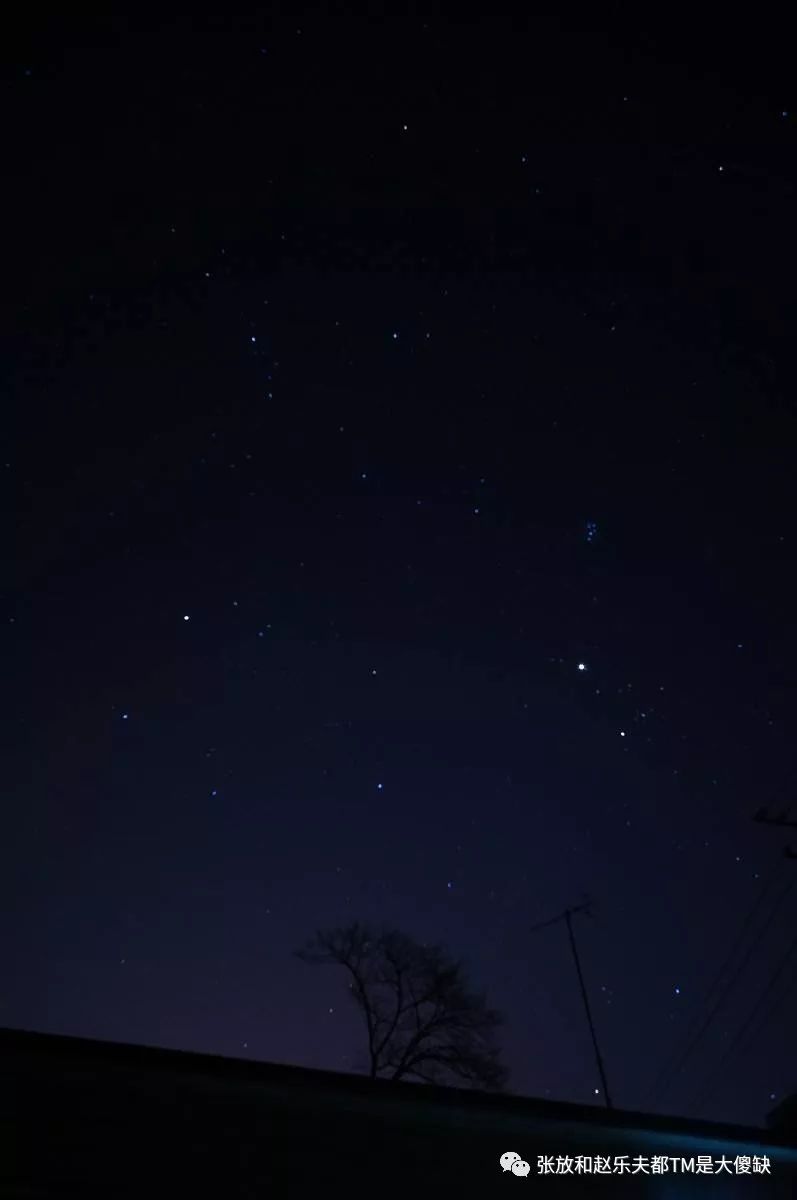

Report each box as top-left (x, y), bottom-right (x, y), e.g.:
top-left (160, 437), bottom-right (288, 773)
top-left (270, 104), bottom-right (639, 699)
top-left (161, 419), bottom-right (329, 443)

top-left (297, 921), bottom-right (508, 1090)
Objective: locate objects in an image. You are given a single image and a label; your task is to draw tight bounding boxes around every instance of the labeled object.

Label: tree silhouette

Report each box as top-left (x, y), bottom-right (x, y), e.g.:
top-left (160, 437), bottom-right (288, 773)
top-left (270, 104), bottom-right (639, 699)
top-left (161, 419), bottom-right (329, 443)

top-left (297, 921), bottom-right (508, 1090)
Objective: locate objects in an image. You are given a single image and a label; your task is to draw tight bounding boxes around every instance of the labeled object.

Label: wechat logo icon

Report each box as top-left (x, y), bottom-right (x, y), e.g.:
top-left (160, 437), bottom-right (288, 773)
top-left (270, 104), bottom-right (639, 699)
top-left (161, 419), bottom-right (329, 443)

top-left (500, 1151), bottom-right (530, 1176)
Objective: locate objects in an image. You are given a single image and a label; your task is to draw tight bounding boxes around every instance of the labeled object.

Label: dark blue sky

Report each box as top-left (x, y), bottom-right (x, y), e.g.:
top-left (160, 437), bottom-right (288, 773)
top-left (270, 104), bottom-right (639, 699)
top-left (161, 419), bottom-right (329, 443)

top-left (4, 7), bottom-right (797, 1127)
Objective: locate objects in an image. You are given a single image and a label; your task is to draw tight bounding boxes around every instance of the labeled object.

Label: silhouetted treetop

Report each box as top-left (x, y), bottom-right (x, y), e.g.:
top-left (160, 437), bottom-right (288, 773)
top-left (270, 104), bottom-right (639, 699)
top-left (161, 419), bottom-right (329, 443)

top-left (297, 921), bottom-right (508, 1091)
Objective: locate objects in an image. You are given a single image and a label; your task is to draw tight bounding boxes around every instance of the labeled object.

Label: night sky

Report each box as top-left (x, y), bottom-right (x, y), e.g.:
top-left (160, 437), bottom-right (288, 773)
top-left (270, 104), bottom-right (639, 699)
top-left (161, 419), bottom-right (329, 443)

top-left (5, 9), bottom-right (797, 1129)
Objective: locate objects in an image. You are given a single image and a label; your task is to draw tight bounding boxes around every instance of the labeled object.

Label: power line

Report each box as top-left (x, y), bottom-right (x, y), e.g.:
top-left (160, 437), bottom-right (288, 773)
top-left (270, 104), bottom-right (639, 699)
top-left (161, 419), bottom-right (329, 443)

top-left (679, 809), bottom-right (797, 1116)
top-left (753, 805), bottom-right (797, 858)
top-left (686, 925), bottom-right (797, 1114)
top-left (644, 863), bottom-right (794, 1112)
top-left (644, 864), bottom-right (785, 1109)
top-left (729, 964), bottom-right (797, 1076)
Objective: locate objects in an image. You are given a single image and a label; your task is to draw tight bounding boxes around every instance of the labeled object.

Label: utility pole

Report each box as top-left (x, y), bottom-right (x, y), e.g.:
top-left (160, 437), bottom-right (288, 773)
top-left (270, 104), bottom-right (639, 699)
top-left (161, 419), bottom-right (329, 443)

top-left (531, 900), bottom-right (613, 1109)
top-left (752, 807), bottom-right (797, 859)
